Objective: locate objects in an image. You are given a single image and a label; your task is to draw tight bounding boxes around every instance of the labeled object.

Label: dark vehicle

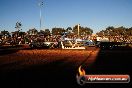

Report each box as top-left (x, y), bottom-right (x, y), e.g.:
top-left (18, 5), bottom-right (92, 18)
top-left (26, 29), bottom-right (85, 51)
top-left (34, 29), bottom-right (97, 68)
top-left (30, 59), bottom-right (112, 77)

top-left (63, 40), bottom-right (72, 48)
top-left (96, 42), bottom-right (126, 49)
top-left (63, 40), bottom-right (84, 48)
top-left (29, 41), bottom-right (57, 49)
top-left (84, 40), bottom-right (95, 46)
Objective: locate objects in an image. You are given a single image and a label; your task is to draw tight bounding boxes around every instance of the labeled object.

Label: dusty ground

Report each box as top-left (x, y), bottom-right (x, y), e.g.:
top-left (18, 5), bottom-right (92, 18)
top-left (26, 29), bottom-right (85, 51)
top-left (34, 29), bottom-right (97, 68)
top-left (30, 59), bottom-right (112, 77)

top-left (0, 48), bottom-right (97, 71)
top-left (0, 47), bottom-right (131, 88)
top-left (0, 47), bottom-right (99, 88)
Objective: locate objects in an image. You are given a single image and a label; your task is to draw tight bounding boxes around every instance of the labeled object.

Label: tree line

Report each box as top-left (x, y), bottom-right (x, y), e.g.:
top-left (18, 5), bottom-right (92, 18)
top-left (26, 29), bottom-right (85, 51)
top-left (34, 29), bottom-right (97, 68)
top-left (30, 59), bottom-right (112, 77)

top-left (1, 22), bottom-right (132, 38)
top-left (96, 26), bottom-right (132, 37)
top-left (0, 23), bottom-right (93, 37)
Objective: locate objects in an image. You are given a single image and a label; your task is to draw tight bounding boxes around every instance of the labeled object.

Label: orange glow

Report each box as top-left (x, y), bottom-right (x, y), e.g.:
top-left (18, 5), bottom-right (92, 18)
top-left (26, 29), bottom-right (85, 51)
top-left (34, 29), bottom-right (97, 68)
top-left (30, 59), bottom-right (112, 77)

top-left (78, 66), bottom-right (86, 76)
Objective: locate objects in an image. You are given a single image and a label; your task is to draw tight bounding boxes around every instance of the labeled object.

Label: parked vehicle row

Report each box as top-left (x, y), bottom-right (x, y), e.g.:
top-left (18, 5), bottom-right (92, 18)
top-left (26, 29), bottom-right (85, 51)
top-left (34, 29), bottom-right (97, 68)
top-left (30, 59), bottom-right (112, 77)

top-left (29, 41), bottom-right (58, 49)
top-left (96, 42), bottom-right (127, 49)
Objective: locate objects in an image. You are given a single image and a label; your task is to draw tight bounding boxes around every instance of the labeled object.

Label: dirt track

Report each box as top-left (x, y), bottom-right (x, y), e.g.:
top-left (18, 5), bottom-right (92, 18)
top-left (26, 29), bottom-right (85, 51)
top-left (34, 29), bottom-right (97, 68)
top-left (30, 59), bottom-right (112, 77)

top-left (0, 48), bottom-right (98, 70)
top-left (0, 47), bottom-right (99, 88)
top-left (0, 47), bottom-right (131, 88)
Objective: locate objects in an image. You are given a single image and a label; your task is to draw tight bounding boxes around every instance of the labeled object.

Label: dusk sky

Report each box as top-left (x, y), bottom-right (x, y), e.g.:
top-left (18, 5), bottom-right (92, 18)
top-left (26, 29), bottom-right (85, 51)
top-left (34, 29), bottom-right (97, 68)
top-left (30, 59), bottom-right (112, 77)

top-left (0, 0), bottom-right (132, 33)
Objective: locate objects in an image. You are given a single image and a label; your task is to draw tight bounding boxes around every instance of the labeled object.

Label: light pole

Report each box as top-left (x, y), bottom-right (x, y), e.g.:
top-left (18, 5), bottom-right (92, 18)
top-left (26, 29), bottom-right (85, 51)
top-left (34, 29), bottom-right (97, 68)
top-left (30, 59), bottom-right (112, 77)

top-left (78, 24), bottom-right (80, 38)
top-left (39, 0), bottom-right (43, 31)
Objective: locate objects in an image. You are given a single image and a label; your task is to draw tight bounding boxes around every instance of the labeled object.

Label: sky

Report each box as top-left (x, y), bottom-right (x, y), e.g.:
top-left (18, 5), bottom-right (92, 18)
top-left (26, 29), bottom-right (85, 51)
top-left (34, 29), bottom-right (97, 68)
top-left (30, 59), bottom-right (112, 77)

top-left (0, 0), bottom-right (132, 33)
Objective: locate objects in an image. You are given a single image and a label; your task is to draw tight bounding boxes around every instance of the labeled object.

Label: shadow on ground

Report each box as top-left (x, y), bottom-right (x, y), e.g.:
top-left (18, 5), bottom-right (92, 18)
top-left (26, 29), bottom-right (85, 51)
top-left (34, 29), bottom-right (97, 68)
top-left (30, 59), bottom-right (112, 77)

top-left (0, 45), bottom-right (21, 55)
top-left (84, 47), bottom-right (132, 88)
top-left (0, 49), bottom-right (19, 55)
top-left (1, 59), bottom-right (80, 88)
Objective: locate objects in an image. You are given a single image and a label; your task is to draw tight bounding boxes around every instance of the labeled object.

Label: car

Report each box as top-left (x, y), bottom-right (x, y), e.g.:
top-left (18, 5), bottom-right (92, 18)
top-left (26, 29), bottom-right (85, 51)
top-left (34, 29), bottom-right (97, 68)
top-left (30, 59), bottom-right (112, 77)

top-left (29, 41), bottom-right (55, 49)
top-left (96, 42), bottom-right (124, 49)
top-left (63, 40), bottom-right (73, 48)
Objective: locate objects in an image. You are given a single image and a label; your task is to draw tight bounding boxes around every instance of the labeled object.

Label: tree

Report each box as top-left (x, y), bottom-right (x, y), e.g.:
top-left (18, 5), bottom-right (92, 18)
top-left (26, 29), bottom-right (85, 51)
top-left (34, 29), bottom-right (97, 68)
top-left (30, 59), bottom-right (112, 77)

top-left (1, 30), bottom-right (9, 36)
top-left (52, 27), bottom-right (65, 35)
top-left (96, 26), bottom-right (132, 42)
top-left (1, 30), bottom-right (10, 39)
top-left (39, 30), bottom-right (45, 34)
top-left (66, 27), bottom-right (72, 33)
top-left (127, 27), bottom-right (132, 35)
top-left (83, 27), bottom-right (93, 35)
top-left (106, 26), bottom-right (114, 31)
top-left (44, 29), bottom-right (50, 36)
top-left (72, 25), bottom-right (93, 36)
top-left (19, 32), bottom-right (25, 38)
top-left (27, 28), bottom-right (38, 35)
top-left (15, 22), bottom-right (22, 31)
top-left (14, 22), bottom-right (23, 39)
